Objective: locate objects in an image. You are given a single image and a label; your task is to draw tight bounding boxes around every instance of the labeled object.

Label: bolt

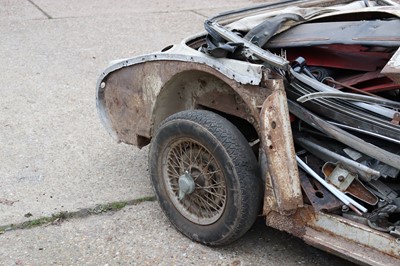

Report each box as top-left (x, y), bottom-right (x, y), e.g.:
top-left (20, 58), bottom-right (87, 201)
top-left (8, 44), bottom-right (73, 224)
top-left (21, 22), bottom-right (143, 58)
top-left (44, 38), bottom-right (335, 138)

top-left (338, 175), bottom-right (345, 182)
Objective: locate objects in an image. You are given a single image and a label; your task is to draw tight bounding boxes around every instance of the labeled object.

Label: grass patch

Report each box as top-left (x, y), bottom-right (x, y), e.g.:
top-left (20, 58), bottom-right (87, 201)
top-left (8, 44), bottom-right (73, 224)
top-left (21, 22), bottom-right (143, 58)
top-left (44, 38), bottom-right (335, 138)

top-left (90, 201), bottom-right (128, 214)
top-left (0, 195), bottom-right (156, 233)
top-left (90, 196), bottom-right (156, 214)
top-left (0, 212), bottom-right (68, 232)
top-left (21, 212), bottom-right (67, 229)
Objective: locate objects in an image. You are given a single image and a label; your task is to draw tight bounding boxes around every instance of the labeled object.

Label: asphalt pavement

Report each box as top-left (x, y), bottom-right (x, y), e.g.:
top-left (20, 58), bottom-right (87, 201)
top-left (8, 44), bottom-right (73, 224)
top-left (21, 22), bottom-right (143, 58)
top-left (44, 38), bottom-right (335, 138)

top-left (0, 0), bottom-right (354, 265)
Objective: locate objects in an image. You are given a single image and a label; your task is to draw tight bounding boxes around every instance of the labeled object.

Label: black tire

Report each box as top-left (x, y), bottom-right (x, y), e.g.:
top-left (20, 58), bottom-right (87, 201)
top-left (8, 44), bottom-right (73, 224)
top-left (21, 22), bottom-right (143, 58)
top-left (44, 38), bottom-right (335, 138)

top-left (149, 110), bottom-right (262, 246)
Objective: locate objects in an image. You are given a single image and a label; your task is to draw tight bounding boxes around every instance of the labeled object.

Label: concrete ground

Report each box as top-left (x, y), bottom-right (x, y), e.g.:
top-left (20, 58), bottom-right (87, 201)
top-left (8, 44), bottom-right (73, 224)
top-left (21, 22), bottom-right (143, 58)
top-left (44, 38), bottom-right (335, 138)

top-left (0, 0), bottom-right (354, 265)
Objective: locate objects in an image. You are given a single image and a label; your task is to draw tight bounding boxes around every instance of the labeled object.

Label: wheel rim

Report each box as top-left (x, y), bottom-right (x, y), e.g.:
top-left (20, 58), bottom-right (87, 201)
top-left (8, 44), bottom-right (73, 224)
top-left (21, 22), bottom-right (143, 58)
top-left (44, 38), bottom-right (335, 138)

top-left (162, 138), bottom-right (227, 225)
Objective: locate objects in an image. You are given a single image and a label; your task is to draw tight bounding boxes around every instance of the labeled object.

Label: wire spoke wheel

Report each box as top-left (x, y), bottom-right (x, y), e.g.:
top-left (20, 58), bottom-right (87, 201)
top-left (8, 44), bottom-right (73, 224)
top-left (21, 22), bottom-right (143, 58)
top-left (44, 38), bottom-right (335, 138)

top-left (163, 138), bottom-right (227, 225)
top-left (150, 110), bottom-right (262, 246)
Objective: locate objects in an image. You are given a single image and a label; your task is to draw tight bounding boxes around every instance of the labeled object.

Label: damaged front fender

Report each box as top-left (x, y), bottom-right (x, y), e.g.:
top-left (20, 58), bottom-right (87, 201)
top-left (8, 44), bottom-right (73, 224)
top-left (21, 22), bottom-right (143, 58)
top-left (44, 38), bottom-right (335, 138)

top-left (96, 39), bottom-right (265, 147)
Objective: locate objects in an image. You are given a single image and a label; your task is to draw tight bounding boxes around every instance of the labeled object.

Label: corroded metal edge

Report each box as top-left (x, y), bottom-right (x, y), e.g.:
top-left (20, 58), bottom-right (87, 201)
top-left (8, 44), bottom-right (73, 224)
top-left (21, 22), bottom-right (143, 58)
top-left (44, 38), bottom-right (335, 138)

top-left (260, 81), bottom-right (303, 212)
top-left (96, 43), bottom-right (263, 142)
top-left (305, 212), bottom-right (400, 264)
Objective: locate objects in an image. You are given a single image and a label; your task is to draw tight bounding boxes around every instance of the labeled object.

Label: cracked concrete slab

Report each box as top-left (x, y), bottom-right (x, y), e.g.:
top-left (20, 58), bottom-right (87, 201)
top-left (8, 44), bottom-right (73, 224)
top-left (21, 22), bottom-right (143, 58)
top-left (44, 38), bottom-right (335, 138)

top-left (0, 0), bottom-right (229, 226)
top-left (0, 202), bottom-right (354, 265)
top-left (0, 0), bottom-right (47, 21)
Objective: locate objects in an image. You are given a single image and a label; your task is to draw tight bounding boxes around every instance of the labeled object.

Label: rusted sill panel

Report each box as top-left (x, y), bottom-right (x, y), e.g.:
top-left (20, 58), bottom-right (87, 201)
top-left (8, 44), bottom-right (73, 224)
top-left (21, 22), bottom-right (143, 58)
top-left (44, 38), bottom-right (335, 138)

top-left (306, 212), bottom-right (400, 263)
top-left (260, 80), bottom-right (302, 212)
top-left (267, 208), bottom-right (400, 264)
top-left (304, 227), bottom-right (400, 266)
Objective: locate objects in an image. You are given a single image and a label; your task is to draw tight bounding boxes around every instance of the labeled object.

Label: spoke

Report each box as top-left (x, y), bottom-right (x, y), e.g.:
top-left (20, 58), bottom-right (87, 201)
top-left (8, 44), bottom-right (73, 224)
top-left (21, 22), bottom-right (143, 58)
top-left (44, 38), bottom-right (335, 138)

top-left (202, 191), bottom-right (223, 206)
top-left (205, 169), bottom-right (222, 175)
top-left (203, 189), bottom-right (226, 201)
top-left (169, 183), bottom-right (179, 191)
top-left (192, 193), bottom-right (211, 213)
top-left (211, 186), bottom-right (226, 197)
top-left (190, 196), bottom-right (204, 218)
top-left (169, 181), bottom-right (179, 188)
top-left (171, 148), bottom-right (184, 170)
top-left (178, 142), bottom-right (185, 168)
top-left (168, 154), bottom-right (181, 170)
top-left (167, 166), bottom-right (180, 177)
top-left (181, 143), bottom-right (191, 169)
top-left (192, 146), bottom-right (204, 165)
top-left (207, 173), bottom-right (222, 185)
top-left (189, 141), bottom-right (193, 167)
top-left (209, 176), bottom-right (220, 187)
top-left (193, 193), bottom-right (219, 212)
top-left (195, 183), bottom-right (226, 190)
top-left (190, 195), bottom-right (206, 217)
top-left (194, 196), bottom-right (214, 216)
top-left (203, 157), bottom-right (218, 174)
top-left (199, 182), bottom-right (225, 189)
top-left (196, 182), bottom-right (208, 189)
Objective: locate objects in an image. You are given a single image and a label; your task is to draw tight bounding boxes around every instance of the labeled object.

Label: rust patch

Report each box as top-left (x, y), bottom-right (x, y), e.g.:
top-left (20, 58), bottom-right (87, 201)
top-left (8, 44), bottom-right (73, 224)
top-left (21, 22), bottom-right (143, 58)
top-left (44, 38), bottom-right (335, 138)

top-left (304, 227), bottom-right (400, 265)
top-left (299, 171), bottom-right (342, 212)
top-left (260, 81), bottom-right (303, 212)
top-left (309, 212), bottom-right (400, 260)
top-left (103, 60), bottom-right (272, 147)
top-left (263, 169), bottom-right (278, 216)
top-left (265, 206), bottom-right (316, 237)
top-left (196, 91), bottom-right (249, 118)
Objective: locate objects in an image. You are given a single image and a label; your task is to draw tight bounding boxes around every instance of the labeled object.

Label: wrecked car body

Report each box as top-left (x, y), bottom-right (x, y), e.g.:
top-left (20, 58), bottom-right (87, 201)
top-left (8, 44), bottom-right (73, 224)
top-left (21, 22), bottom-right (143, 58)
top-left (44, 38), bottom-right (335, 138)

top-left (96, 0), bottom-right (400, 264)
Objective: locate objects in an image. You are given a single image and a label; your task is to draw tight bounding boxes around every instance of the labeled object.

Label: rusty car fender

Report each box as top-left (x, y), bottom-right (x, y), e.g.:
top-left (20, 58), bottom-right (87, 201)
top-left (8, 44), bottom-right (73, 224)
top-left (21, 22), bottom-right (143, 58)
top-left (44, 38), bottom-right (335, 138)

top-left (96, 37), bottom-right (268, 147)
top-left (96, 35), bottom-right (303, 212)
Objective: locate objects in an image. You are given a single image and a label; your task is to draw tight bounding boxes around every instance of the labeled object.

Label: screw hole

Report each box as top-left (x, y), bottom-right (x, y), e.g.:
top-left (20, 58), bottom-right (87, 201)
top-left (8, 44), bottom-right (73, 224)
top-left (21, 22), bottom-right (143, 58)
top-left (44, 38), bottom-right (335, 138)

top-left (271, 121), bottom-right (276, 129)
